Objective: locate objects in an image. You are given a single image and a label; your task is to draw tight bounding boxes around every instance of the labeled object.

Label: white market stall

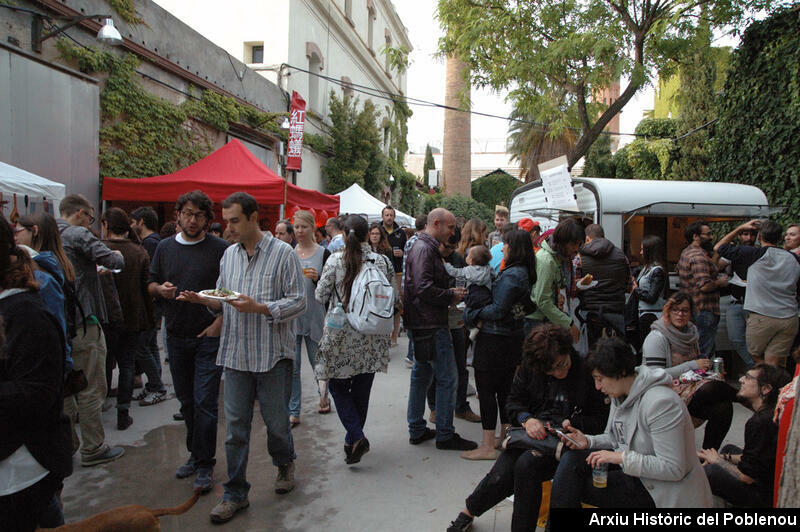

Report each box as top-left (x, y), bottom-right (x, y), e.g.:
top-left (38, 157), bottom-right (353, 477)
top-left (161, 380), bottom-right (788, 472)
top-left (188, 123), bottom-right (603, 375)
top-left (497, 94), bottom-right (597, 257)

top-left (0, 161), bottom-right (66, 221)
top-left (337, 183), bottom-right (414, 227)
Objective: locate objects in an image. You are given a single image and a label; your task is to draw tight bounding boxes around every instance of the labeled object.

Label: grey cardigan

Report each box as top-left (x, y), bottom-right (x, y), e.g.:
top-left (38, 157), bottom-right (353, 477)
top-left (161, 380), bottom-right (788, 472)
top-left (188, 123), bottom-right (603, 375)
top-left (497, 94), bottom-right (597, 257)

top-left (641, 329), bottom-right (700, 378)
top-left (586, 365), bottom-right (713, 508)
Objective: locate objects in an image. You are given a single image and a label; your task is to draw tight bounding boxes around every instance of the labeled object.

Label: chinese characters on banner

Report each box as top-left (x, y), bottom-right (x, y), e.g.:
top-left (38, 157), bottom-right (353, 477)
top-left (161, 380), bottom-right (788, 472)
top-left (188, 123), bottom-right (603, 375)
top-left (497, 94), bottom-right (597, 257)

top-left (286, 91), bottom-right (306, 171)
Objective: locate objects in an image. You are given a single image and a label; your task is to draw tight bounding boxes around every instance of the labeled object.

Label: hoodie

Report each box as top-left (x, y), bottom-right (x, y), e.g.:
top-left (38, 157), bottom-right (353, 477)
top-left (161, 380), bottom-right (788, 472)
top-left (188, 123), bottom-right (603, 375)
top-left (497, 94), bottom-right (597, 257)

top-left (528, 239), bottom-right (571, 329)
top-left (586, 365), bottom-right (713, 508)
top-left (578, 237), bottom-right (631, 314)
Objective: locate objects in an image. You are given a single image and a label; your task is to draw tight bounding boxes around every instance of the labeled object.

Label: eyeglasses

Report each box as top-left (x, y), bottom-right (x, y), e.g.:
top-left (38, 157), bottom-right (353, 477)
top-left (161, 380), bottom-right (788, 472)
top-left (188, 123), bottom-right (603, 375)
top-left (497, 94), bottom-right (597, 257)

top-left (669, 307), bottom-right (691, 315)
top-left (742, 372), bottom-right (762, 384)
top-left (82, 209), bottom-right (96, 224)
top-left (179, 210), bottom-right (207, 221)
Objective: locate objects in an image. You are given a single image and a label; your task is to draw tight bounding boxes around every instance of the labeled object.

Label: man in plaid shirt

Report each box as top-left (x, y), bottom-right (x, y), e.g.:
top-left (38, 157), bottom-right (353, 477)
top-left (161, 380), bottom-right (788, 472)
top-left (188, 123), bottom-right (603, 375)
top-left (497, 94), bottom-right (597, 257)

top-left (678, 220), bottom-right (728, 356)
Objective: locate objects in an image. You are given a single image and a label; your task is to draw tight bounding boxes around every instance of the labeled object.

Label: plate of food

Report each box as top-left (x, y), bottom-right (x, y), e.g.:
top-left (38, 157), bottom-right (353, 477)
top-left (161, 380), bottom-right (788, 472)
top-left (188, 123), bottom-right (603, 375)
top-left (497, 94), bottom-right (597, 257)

top-left (575, 274), bottom-right (598, 291)
top-left (199, 288), bottom-right (241, 301)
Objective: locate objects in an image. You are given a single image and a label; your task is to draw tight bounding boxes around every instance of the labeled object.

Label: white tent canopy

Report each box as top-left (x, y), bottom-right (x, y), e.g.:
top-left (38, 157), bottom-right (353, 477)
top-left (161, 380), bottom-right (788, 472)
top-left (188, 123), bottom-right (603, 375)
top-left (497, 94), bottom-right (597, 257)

top-left (336, 183), bottom-right (414, 227)
top-left (0, 161), bottom-right (66, 219)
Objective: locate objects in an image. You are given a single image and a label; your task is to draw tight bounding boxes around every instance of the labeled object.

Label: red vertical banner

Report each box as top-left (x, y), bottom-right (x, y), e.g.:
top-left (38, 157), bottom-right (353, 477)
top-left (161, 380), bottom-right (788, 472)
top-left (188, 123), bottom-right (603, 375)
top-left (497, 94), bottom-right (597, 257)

top-left (286, 91), bottom-right (306, 171)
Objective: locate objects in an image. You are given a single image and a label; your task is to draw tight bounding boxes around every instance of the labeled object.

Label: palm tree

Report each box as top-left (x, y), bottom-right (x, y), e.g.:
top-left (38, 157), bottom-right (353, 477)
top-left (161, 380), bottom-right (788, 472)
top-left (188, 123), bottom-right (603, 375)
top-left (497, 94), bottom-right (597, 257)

top-left (507, 109), bottom-right (578, 182)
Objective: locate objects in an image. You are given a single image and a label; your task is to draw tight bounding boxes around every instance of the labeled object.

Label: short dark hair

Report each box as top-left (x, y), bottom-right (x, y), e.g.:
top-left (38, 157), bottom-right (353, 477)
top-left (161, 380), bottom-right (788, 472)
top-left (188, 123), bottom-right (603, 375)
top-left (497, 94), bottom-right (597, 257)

top-left (522, 323), bottom-right (574, 374)
top-left (587, 337), bottom-right (636, 379)
top-left (277, 220), bottom-right (294, 235)
top-left (552, 218), bottom-right (585, 258)
top-left (585, 224), bottom-right (604, 239)
top-left (130, 206), bottom-right (159, 232)
top-left (759, 220), bottom-right (782, 246)
top-left (222, 191), bottom-right (258, 218)
top-left (159, 221), bottom-right (177, 238)
top-left (684, 220), bottom-right (708, 243)
top-left (663, 290), bottom-right (695, 317)
top-left (59, 194), bottom-right (93, 217)
top-left (467, 245), bottom-right (491, 266)
top-left (176, 190), bottom-right (214, 222)
top-left (501, 221), bottom-right (518, 243)
top-left (381, 205), bottom-right (395, 215)
top-left (415, 214), bottom-right (427, 231)
top-left (752, 363), bottom-right (790, 410)
top-left (209, 222), bottom-right (223, 234)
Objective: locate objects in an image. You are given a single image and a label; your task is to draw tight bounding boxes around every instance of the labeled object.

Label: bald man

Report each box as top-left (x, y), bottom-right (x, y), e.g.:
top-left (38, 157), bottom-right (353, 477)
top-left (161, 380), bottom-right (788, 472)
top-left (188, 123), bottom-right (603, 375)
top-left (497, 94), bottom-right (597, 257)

top-left (403, 208), bottom-right (478, 451)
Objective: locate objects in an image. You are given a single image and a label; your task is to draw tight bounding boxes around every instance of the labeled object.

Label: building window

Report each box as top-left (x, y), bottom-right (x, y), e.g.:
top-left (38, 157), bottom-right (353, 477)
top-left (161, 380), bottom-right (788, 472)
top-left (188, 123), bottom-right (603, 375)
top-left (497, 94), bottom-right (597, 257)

top-left (251, 45), bottom-right (264, 64)
top-left (306, 42), bottom-right (325, 111)
top-left (367, 0), bottom-right (376, 53)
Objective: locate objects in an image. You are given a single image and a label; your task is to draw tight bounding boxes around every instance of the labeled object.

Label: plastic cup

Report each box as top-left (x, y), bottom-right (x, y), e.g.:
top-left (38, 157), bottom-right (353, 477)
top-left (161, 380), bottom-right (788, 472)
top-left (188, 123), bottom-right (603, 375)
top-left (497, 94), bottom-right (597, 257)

top-left (592, 463), bottom-right (608, 488)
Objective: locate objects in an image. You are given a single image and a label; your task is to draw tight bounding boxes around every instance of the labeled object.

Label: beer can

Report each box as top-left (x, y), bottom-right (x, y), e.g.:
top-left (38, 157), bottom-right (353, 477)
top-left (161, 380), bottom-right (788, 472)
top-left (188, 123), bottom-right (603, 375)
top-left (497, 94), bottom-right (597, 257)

top-left (712, 357), bottom-right (724, 375)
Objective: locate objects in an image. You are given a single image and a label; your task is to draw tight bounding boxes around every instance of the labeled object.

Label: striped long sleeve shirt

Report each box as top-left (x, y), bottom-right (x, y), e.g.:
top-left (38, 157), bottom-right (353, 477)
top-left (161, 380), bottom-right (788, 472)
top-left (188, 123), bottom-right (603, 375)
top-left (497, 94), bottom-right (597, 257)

top-left (216, 232), bottom-right (307, 372)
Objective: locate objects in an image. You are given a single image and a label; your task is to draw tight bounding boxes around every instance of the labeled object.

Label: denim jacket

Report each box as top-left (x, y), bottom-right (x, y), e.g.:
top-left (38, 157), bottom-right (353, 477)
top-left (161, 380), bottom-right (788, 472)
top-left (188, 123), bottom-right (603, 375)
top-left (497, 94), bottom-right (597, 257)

top-left (465, 265), bottom-right (530, 336)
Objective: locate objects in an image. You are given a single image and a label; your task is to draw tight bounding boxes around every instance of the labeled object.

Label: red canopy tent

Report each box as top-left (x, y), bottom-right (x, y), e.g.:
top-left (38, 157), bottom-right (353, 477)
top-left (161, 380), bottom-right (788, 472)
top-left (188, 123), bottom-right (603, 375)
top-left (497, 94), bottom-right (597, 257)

top-left (102, 139), bottom-right (339, 229)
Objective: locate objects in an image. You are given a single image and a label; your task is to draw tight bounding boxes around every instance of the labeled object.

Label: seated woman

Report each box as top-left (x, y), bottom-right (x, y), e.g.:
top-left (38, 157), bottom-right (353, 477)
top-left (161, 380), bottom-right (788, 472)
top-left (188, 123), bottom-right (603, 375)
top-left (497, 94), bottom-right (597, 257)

top-left (642, 292), bottom-right (737, 449)
top-left (698, 363), bottom-right (790, 507)
top-left (550, 337), bottom-right (713, 513)
top-left (446, 324), bottom-right (608, 532)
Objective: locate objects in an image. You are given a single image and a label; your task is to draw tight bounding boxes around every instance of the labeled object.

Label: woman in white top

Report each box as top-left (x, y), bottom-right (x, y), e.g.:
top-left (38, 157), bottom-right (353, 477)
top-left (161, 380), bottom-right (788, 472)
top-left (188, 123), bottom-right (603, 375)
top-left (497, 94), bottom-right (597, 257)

top-left (288, 210), bottom-right (331, 426)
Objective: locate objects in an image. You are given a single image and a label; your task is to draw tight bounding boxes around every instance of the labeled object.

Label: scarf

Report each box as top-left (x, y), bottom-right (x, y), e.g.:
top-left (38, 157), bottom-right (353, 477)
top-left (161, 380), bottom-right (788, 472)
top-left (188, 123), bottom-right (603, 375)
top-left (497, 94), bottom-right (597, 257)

top-left (650, 318), bottom-right (699, 366)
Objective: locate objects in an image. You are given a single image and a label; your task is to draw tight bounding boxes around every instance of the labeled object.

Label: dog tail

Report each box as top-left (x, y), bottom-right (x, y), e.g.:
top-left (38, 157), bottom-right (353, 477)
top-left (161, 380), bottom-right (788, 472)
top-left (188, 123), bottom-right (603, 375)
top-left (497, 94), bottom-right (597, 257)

top-left (150, 488), bottom-right (202, 517)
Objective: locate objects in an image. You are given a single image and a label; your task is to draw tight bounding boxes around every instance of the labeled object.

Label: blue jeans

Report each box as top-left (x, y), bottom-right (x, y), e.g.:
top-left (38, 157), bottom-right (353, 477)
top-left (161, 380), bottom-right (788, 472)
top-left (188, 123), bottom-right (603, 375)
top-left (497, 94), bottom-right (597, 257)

top-left (144, 327), bottom-right (163, 380)
top-left (329, 372), bottom-right (375, 445)
top-left (694, 310), bottom-right (720, 358)
top-left (406, 328), bottom-right (414, 361)
top-left (726, 302), bottom-right (754, 368)
top-left (166, 334), bottom-right (222, 468)
top-left (407, 328), bottom-right (457, 442)
top-left (222, 360), bottom-right (295, 503)
top-left (288, 335), bottom-right (326, 417)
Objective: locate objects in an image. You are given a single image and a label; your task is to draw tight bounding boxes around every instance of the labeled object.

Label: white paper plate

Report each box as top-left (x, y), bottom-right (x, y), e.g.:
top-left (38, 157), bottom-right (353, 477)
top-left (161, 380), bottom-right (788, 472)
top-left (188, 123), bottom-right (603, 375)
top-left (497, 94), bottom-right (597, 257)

top-left (199, 289), bottom-right (241, 301)
top-left (575, 280), bottom-right (598, 291)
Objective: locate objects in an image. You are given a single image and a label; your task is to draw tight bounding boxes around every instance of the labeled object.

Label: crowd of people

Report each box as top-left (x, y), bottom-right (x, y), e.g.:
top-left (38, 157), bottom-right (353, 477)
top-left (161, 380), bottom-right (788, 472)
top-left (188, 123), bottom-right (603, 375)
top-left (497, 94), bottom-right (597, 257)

top-left (2, 191), bottom-right (799, 530)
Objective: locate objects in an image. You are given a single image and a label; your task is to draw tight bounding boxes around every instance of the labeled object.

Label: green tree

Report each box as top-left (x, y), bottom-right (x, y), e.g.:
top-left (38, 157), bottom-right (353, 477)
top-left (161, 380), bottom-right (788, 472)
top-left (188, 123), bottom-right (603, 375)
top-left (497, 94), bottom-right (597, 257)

top-left (423, 144), bottom-right (436, 179)
top-left (506, 109), bottom-right (578, 182)
top-left (438, 0), bottom-right (774, 170)
top-left (582, 134), bottom-right (615, 178)
top-left (614, 118), bottom-right (678, 180)
top-left (323, 93), bottom-right (386, 195)
top-left (471, 171), bottom-right (519, 210)
top-left (710, 7), bottom-right (800, 228)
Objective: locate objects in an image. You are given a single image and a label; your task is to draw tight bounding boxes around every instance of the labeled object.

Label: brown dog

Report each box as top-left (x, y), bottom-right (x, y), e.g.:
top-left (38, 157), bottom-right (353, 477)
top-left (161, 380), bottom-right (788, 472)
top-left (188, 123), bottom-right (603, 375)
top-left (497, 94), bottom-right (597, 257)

top-left (39, 489), bottom-right (201, 531)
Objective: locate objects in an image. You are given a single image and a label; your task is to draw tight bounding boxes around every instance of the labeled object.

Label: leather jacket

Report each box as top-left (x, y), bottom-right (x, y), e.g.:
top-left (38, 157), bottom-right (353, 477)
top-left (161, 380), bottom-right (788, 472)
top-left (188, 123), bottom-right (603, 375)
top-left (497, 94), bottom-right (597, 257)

top-left (403, 232), bottom-right (453, 330)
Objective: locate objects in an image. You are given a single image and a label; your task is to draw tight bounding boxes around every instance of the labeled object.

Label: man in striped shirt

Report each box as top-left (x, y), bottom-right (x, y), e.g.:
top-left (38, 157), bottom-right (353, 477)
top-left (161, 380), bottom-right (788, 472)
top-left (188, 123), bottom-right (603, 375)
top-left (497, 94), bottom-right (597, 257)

top-left (180, 192), bottom-right (306, 524)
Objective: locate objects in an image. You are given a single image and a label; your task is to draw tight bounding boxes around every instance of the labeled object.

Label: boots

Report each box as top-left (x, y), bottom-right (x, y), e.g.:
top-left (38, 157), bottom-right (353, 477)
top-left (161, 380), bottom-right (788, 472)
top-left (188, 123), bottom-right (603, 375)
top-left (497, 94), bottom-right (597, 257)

top-left (117, 409), bottom-right (133, 430)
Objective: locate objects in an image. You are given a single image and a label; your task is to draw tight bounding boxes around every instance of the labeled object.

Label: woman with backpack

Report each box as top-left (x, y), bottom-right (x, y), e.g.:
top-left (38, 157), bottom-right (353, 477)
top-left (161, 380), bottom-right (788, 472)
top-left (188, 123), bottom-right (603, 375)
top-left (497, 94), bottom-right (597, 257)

top-left (288, 210), bottom-right (331, 427)
top-left (315, 215), bottom-right (394, 465)
top-left (462, 229), bottom-right (536, 461)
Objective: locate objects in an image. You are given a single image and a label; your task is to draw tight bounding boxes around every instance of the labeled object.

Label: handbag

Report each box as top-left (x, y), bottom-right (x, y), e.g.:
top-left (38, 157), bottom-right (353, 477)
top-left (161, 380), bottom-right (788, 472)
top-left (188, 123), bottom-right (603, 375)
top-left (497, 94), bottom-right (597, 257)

top-left (501, 427), bottom-right (563, 458)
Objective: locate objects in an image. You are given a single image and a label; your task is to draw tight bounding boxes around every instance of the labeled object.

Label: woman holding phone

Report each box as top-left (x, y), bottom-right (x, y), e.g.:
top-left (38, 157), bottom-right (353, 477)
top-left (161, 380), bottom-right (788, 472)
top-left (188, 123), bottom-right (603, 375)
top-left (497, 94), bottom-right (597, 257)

top-left (288, 210), bottom-right (331, 425)
top-left (550, 337), bottom-right (712, 512)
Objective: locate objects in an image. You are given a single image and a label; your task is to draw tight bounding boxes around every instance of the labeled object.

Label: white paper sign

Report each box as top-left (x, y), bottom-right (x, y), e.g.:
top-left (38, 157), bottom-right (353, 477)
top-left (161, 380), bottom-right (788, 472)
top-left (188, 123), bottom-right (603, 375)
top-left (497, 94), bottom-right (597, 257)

top-left (538, 155), bottom-right (579, 212)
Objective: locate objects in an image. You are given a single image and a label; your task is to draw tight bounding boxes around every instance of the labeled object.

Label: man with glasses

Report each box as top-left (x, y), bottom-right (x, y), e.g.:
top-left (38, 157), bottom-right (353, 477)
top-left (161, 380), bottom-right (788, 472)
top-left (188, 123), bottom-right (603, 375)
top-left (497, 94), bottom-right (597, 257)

top-left (148, 190), bottom-right (229, 493)
top-left (57, 194), bottom-right (126, 466)
top-left (678, 220), bottom-right (727, 357)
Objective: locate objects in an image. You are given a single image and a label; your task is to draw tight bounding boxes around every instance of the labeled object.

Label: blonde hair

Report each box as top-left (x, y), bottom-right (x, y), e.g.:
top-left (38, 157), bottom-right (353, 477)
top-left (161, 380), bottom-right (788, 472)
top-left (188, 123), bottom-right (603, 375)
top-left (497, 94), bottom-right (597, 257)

top-left (293, 210), bottom-right (316, 230)
top-left (458, 218), bottom-right (488, 255)
top-left (494, 205), bottom-right (509, 218)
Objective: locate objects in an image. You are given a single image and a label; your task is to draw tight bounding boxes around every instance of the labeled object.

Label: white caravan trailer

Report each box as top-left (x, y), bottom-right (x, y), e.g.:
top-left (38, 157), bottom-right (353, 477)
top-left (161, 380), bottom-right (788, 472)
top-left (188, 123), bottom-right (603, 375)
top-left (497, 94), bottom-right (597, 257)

top-left (509, 177), bottom-right (780, 358)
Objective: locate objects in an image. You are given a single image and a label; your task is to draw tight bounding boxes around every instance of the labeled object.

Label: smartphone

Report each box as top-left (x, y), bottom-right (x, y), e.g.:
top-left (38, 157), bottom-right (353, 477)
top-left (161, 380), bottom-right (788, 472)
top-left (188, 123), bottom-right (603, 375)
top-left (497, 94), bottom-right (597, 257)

top-left (549, 426), bottom-right (581, 447)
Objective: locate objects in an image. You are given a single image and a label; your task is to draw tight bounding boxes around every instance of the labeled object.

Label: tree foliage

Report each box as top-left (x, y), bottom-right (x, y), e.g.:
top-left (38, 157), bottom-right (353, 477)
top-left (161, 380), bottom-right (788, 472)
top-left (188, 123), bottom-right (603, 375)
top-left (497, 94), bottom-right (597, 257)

top-left (438, 0), bottom-right (775, 170)
top-left (506, 109), bottom-right (578, 182)
top-left (471, 171), bottom-right (520, 210)
top-left (423, 144), bottom-right (436, 178)
top-left (422, 193), bottom-right (494, 228)
top-left (582, 134), bottom-right (615, 178)
top-left (323, 93), bottom-right (386, 196)
top-left (709, 7), bottom-right (800, 228)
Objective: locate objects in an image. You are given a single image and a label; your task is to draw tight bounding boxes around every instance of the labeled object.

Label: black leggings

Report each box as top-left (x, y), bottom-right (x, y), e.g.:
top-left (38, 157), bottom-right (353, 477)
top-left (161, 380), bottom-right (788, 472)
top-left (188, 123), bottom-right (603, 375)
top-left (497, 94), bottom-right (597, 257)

top-left (466, 448), bottom-right (558, 532)
top-left (474, 367), bottom-right (515, 431)
top-left (687, 380), bottom-right (737, 450)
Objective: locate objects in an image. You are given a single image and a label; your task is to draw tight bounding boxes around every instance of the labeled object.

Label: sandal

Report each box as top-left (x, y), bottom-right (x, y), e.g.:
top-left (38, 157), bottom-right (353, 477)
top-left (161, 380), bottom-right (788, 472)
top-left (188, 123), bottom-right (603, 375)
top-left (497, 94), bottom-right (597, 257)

top-left (318, 398), bottom-right (331, 414)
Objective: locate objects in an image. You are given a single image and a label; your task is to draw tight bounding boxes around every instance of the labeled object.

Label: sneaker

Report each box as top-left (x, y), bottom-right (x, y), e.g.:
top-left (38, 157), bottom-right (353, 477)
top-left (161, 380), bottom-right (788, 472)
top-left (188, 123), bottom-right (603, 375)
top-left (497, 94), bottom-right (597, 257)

top-left (436, 433), bottom-right (478, 451)
top-left (133, 389), bottom-right (148, 401)
top-left (345, 437), bottom-right (370, 465)
top-left (447, 512), bottom-right (474, 532)
top-left (194, 467), bottom-right (214, 493)
top-left (275, 462), bottom-right (295, 494)
top-left (209, 499), bottom-right (249, 524)
top-left (81, 446), bottom-right (125, 467)
top-left (175, 459), bottom-right (198, 479)
top-left (139, 390), bottom-right (168, 406)
top-left (409, 428), bottom-right (436, 445)
top-left (455, 409), bottom-right (482, 423)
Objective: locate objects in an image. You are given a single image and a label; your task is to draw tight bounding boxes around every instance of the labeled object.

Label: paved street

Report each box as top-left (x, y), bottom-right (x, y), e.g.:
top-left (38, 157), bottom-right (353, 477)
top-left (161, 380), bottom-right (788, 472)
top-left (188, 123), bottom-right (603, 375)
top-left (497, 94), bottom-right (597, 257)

top-left (62, 335), bottom-right (749, 531)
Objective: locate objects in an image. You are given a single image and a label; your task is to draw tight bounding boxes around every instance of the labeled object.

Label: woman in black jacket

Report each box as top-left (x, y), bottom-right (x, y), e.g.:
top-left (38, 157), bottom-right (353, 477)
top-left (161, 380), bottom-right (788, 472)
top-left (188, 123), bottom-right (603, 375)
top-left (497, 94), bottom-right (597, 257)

top-left (447, 323), bottom-right (609, 532)
top-left (0, 215), bottom-right (72, 531)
